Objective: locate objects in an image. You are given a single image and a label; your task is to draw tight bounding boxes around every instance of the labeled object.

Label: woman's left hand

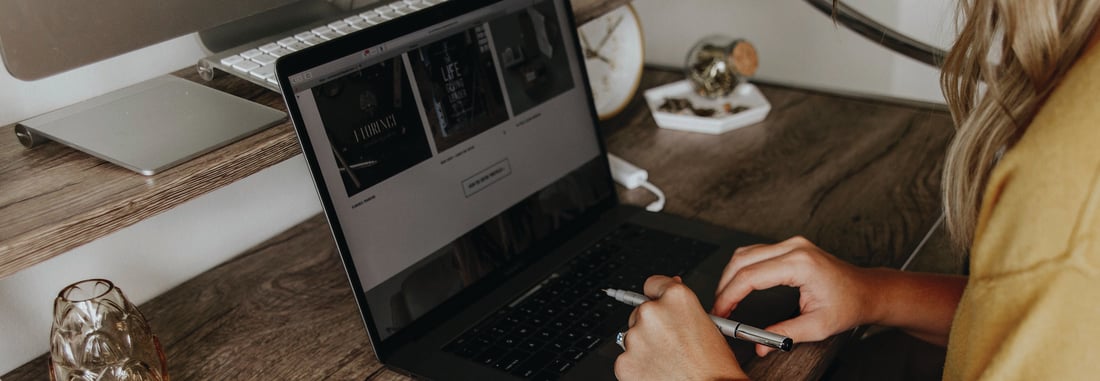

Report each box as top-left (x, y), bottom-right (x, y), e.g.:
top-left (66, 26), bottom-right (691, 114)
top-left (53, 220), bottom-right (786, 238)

top-left (613, 275), bottom-right (747, 381)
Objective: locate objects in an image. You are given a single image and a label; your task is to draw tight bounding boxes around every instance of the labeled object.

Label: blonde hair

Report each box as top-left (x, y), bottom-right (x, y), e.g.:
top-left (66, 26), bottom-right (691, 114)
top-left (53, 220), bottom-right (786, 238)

top-left (940, 0), bottom-right (1100, 249)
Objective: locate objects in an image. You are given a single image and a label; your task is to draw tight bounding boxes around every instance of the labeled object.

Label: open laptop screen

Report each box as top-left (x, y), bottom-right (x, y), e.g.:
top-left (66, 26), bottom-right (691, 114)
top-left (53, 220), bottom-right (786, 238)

top-left (281, 0), bottom-right (613, 350)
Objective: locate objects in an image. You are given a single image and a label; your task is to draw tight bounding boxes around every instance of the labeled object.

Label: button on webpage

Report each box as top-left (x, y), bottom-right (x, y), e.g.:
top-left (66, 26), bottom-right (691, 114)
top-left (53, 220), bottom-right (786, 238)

top-left (462, 159), bottom-right (511, 197)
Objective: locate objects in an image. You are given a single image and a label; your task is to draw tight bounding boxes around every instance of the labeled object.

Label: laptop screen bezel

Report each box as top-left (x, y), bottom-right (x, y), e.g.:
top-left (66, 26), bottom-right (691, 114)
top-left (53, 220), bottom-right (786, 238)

top-left (275, 0), bottom-right (619, 360)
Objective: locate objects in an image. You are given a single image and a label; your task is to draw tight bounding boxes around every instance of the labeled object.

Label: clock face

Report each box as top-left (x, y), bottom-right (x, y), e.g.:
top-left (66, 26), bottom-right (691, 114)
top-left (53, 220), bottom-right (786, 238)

top-left (578, 5), bottom-right (644, 120)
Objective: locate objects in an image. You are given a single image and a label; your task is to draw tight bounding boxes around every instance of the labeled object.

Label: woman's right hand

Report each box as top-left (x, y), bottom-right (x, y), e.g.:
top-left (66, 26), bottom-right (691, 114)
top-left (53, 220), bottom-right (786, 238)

top-left (711, 236), bottom-right (878, 357)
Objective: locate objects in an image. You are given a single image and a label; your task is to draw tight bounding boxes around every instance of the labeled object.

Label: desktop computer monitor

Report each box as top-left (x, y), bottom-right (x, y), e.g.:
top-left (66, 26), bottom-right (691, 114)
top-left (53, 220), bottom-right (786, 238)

top-left (0, 0), bottom-right (336, 80)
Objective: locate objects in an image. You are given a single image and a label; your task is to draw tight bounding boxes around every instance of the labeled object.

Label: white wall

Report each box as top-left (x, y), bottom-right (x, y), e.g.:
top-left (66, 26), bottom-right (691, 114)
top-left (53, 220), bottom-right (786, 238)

top-left (632, 0), bottom-right (956, 104)
top-left (0, 0), bottom-right (958, 374)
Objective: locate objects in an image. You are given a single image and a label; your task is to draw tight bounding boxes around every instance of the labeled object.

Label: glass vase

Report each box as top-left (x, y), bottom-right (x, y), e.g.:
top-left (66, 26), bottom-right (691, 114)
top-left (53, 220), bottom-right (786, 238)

top-left (684, 36), bottom-right (759, 98)
top-left (49, 279), bottom-right (169, 381)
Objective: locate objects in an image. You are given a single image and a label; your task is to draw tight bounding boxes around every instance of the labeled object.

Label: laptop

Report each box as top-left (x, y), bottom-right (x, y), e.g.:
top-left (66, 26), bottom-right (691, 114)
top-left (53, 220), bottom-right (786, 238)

top-left (275, 0), bottom-right (798, 379)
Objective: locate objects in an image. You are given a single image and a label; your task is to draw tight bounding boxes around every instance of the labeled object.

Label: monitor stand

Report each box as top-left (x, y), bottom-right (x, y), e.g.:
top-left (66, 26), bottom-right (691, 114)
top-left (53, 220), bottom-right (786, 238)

top-left (14, 75), bottom-right (286, 175)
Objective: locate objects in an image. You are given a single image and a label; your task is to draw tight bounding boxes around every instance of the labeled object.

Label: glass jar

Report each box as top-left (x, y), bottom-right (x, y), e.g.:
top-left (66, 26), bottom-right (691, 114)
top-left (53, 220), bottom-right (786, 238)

top-left (49, 279), bottom-right (169, 381)
top-left (684, 36), bottom-right (759, 98)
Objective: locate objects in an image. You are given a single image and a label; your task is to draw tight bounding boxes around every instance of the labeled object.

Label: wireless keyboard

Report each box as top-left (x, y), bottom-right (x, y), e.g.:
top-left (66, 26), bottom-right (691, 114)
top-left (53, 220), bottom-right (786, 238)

top-left (197, 0), bottom-right (447, 92)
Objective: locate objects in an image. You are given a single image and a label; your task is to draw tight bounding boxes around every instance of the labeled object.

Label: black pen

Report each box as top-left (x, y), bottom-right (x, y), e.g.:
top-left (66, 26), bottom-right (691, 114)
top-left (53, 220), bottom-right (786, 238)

top-left (602, 288), bottom-right (793, 352)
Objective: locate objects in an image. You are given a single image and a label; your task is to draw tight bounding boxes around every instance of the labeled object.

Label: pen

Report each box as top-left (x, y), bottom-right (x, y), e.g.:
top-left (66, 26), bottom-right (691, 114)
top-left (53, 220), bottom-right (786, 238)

top-left (602, 288), bottom-right (793, 352)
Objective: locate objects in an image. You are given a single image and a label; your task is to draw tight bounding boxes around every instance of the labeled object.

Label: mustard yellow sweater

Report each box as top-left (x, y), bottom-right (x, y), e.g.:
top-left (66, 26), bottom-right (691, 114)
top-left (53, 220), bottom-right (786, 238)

top-left (943, 46), bottom-right (1100, 379)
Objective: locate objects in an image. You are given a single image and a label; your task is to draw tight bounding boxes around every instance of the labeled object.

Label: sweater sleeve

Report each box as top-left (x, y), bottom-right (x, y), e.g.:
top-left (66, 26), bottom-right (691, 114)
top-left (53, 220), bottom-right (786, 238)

top-left (942, 42), bottom-right (1100, 380)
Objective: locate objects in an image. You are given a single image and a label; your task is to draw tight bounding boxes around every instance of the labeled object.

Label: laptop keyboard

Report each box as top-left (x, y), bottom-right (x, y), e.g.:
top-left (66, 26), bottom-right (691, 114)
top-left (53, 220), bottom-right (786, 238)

top-left (443, 224), bottom-right (717, 380)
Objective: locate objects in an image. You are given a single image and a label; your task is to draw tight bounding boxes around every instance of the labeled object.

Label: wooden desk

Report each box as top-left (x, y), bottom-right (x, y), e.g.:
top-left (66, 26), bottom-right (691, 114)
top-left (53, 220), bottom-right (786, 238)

top-left (3, 68), bottom-right (953, 380)
top-left (608, 71), bottom-right (954, 380)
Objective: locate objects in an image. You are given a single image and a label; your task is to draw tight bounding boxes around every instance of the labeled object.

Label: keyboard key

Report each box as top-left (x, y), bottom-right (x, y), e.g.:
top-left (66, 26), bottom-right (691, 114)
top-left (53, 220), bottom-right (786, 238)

top-left (549, 359), bottom-right (574, 374)
top-left (327, 20), bottom-right (349, 29)
top-left (318, 30), bottom-right (341, 40)
top-left (494, 351), bottom-right (530, 372)
top-left (251, 53), bottom-right (277, 66)
top-left (259, 43), bottom-right (280, 52)
top-left (249, 65), bottom-right (276, 79)
top-left (277, 37), bottom-right (299, 47)
top-left (547, 339), bottom-right (571, 352)
top-left (300, 35), bottom-right (323, 46)
top-left (284, 41), bottom-right (310, 51)
top-left (232, 60), bottom-right (261, 72)
top-left (490, 319), bottom-right (516, 335)
top-left (563, 347), bottom-right (586, 362)
top-left (344, 15), bottom-right (365, 24)
top-left (475, 346), bottom-right (507, 366)
top-left (534, 329), bottom-right (554, 341)
top-left (513, 351), bottom-right (556, 378)
top-left (519, 338), bottom-right (545, 352)
top-left (333, 25), bottom-right (355, 35)
top-left (500, 337), bottom-right (521, 348)
top-left (578, 335), bottom-right (601, 350)
top-left (239, 49), bottom-right (263, 59)
top-left (514, 325), bottom-right (535, 336)
top-left (311, 25), bottom-right (332, 34)
top-left (220, 55), bottom-right (244, 66)
top-left (349, 18), bottom-right (372, 29)
top-left (294, 31), bottom-right (315, 40)
top-left (364, 14), bottom-right (386, 24)
top-left (374, 6), bottom-right (398, 18)
top-left (267, 47), bottom-right (292, 58)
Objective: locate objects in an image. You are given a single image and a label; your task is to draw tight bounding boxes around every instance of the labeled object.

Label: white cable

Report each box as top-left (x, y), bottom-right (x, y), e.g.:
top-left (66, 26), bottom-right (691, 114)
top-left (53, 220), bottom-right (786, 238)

top-left (639, 181), bottom-right (666, 212)
top-left (900, 212), bottom-right (944, 271)
top-left (607, 153), bottom-right (666, 212)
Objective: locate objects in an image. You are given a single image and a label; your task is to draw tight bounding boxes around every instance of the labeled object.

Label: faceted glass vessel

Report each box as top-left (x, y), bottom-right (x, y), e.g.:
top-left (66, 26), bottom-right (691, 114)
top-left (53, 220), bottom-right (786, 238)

top-left (49, 279), bottom-right (168, 381)
top-left (684, 36), bottom-right (759, 98)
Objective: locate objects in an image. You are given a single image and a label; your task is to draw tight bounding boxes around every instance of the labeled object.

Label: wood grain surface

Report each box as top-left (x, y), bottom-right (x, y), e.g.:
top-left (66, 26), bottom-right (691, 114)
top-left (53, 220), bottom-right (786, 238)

top-left (606, 71), bottom-right (954, 380)
top-left (3, 67), bottom-right (954, 381)
top-left (609, 71), bottom-right (953, 269)
top-left (0, 68), bottom-right (299, 280)
top-left (2, 216), bottom-right (377, 380)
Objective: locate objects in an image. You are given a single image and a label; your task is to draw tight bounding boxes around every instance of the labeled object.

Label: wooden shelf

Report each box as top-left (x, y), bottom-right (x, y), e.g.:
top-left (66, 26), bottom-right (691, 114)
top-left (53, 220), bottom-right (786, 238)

top-left (0, 0), bottom-right (629, 280)
top-left (0, 69), bottom-right (298, 279)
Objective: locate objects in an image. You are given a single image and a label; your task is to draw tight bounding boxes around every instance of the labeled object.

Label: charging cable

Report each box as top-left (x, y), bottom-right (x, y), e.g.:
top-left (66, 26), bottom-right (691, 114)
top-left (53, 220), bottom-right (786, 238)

top-left (607, 153), bottom-right (666, 212)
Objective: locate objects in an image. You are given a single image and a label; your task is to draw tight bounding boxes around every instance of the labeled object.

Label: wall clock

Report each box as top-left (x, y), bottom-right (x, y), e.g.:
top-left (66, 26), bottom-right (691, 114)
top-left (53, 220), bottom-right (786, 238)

top-left (578, 4), bottom-right (644, 120)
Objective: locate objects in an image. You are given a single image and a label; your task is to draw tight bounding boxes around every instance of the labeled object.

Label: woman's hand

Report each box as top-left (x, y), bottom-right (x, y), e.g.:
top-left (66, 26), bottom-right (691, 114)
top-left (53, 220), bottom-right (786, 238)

top-left (712, 236), bottom-right (876, 357)
top-left (614, 275), bottom-right (747, 381)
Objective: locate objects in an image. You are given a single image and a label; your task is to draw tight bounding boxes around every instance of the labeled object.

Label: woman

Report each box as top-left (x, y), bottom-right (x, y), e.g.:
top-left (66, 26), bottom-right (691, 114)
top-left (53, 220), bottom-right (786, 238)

top-left (614, 1), bottom-right (1100, 380)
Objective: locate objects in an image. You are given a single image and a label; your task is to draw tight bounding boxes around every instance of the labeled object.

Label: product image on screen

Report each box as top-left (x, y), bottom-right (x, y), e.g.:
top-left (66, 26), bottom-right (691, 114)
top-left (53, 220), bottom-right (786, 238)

top-left (312, 57), bottom-right (433, 197)
top-left (409, 25), bottom-right (509, 153)
top-left (490, 0), bottom-right (575, 115)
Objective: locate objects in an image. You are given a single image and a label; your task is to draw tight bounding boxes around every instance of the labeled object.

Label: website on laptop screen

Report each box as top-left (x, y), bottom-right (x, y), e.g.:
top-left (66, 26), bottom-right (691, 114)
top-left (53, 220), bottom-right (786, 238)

top-left (288, 0), bottom-right (610, 340)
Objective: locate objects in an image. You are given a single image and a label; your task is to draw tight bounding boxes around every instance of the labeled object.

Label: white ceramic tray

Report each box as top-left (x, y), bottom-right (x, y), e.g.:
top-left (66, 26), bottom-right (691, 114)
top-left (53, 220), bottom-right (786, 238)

top-left (643, 80), bottom-right (771, 135)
